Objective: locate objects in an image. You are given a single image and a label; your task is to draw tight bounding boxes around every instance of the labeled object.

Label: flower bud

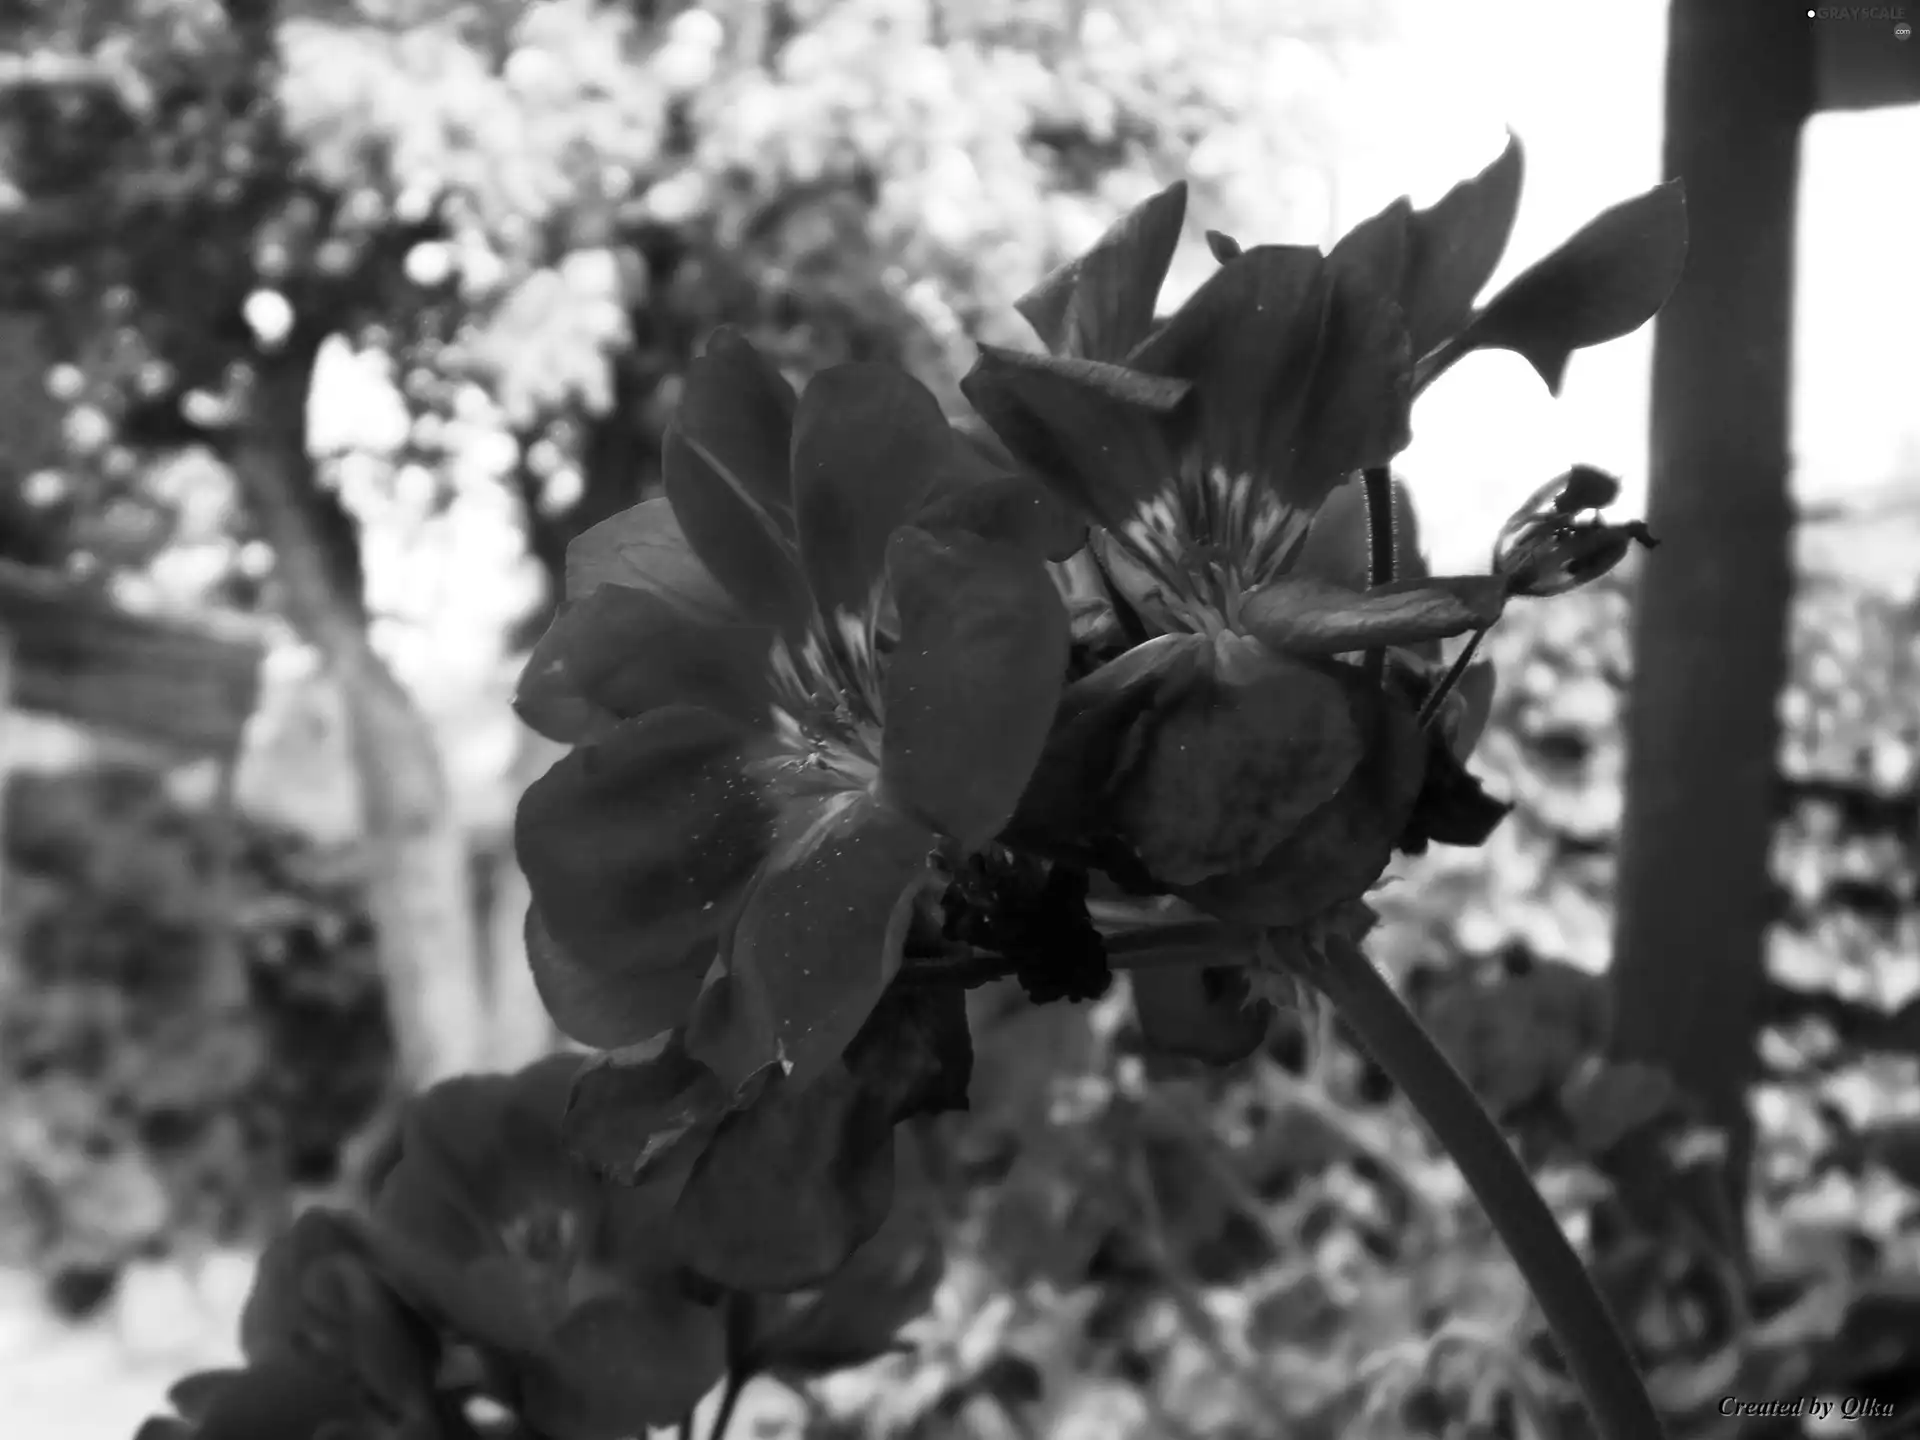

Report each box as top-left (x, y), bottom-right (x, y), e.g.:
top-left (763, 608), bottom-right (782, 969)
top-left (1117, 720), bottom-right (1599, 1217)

top-left (1493, 464), bottom-right (1656, 598)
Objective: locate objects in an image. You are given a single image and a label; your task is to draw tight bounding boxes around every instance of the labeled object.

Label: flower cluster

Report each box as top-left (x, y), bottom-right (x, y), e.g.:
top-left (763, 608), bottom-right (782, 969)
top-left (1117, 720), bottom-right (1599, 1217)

top-left (141, 135), bottom-right (1686, 1438)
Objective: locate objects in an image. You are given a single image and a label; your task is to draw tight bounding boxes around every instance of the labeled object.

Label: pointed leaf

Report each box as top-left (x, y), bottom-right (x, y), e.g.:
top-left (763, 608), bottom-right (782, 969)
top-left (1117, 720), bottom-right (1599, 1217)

top-left (673, 1065), bottom-right (896, 1291)
top-left (521, 1288), bottom-right (727, 1440)
top-left (526, 905), bottom-right (712, 1051)
top-left (564, 497), bottom-right (736, 617)
top-left (678, 326), bottom-right (799, 525)
top-left (1243, 573), bottom-right (1505, 656)
top-left (1449, 179), bottom-right (1688, 394)
top-left (562, 1030), bottom-right (739, 1186)
top-left (515, 706), bottom-right (777, 1002)
top-left (959, 345), bottom-right (1188, 532)
top-left (1402, 132), bottom-right (1525, 358)
top-left (730, 791), bottom-right (935, 1089)
top-left (515, 583), bottom-right (776, 743)
top-left (880, 528), bottom-right (1069, 850)
top-left (1017, 181), bottom-right (1187, 361)
top-left (664, 426), bottom-right (811, 632)
top-left (791, 364), bottom-right (956, 619)
top-left (1395, 730), bottom-right (1511, 854)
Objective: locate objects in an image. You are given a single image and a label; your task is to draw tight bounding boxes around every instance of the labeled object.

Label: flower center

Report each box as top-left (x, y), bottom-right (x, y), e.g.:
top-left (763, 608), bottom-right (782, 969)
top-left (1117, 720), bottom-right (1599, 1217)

top-left (765, 607), bottom-right (886, 790)
top-left (1109, 459), bottom-right (1315, 634)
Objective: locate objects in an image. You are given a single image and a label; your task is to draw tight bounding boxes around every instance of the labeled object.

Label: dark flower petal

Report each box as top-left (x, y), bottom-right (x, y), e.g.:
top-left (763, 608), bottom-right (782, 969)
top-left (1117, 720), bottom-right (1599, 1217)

top-left (562, 1030), bottom-right (738, 1188)
top-left (515, 706), bottom-right (777, 994)
top-left (664, 426), bottom-right (812, 634)
top-left (1132, 963), bottom-right (1273, 1067)
top-left (564, 497), bottom-right (737, 619)
top-left (677, 326), bottom-right (799, 527)
top-left (1242, 573), bottom-right (1506, 656)
top-left (189, 1356), bottom-right (366, 1440)
top-left (1173, 680), bottom-right (1427, 926)
top-left (1292, 472), bottom-right (1428, 592)
top-left (921, 418), bottom-right (1088, 560)
top-left (1441, 179), bottom-right (1687, 395)
top-left (791, 364), bottom-right (956, 619)
top-left (730, 791), bottom-right (936, 1090)
top-left (1017, 181), bottom-right (1187, 361)
top-left (522, 1289), bottom-right (728, 1440)
top-left (1127, 245), bottom-right (1334, 505)
top-left (960, 345), bottom-right (1188, 533)
top-left (1004, 632), bottom-right (1211, 860)
top-left (516, 583), bottom-right (776, 744)
top-left (880, 528), bottom-right (1069, 850)
top-left (843, 981), bottom-right (975, 1124)
top-left (1115, 636), bottom-right (1363, 887)
top-left (672, 1064), bottom-right (896, 1291)
top-left (748, 1133), bottom-right (943, 1378)
top-left (1295, 234), bottom-right (1415, 503)
top-left (526, 905), bottom-right (712, 1051)
top-left (1400, 132), bottom-right (1525, 360)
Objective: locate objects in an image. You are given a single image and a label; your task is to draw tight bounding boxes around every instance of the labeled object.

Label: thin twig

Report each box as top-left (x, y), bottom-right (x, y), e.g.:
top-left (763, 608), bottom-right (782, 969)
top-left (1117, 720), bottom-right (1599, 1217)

top-left (1361, 465), bottom-right (1396, 688)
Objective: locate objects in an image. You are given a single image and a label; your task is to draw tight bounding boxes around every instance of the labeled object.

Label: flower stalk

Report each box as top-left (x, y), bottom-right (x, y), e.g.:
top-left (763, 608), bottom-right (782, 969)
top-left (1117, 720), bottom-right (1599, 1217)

top-left (1308, 934), bottom-right (1668, 1440)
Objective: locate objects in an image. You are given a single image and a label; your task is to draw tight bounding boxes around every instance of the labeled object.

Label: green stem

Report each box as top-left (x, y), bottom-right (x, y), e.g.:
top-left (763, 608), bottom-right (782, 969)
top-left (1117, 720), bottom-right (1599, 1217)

top-left (1361, 464), bottom-right (1396, 688)
top-left (1311, 935), bottom-right (1667, 1440)
top-left (706, 1367), bottom-right (749, 1440)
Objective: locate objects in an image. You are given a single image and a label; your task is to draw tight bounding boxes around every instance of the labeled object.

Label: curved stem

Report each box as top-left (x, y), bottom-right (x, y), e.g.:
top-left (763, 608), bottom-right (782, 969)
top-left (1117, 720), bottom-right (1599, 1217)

top-left (1361, 464), bottom-right (1396, 688)
top-left (1311, 936), bottom-right (1667, 1440)
top-left (706, 1367), bottom-right (749, 1440)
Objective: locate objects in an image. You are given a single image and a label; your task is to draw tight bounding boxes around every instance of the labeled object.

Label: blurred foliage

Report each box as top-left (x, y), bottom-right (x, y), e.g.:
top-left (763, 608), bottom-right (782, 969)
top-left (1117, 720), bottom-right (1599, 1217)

top-left (0, 764), bottom-right (393, 1317)
top-left (0, 0), bottom-right (1394, 628)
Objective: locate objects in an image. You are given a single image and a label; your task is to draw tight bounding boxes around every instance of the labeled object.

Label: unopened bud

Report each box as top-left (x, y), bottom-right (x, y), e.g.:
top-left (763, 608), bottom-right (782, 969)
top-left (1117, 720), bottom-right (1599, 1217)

top-left (1492, 465), bottom-right (1656, 598)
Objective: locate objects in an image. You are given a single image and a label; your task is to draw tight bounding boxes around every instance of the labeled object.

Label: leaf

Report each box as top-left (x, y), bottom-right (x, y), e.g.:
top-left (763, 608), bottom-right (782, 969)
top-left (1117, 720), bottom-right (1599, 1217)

top-left (563, 497), bottom-right (736, 618)
top-left (519, 1288), bottom-right (728, 1440)
top-left (1131, 964), bottom-right (1273, 1067)
top-left (1401, 132), bottom-right (1525, 359)
top-left (1863, 1117), bottom-right (1920, 1193)
top-left (1559, 1057), bottom-right (1680, 1156)
top-left (562, 1030), bottom-right (742, 1186)
top-left (1242, 573), bottom-right (1506, 656)
top-left (514, 583), bottom-right (776, 743)
top-left (1395, 730), bottom-right (1510, 854)
top-left (880, 527), bottom-right (1069, 850)
top-left (729, 789), bottom-right (936, 1090)
top-left (672, 1064), bottom-right (897, 1291)
top-left (1017, 180), bottom-right (1187, 361)
top-left (514, 707), bottom-right (778, 1041)
top-left (843, 980), bottom-right (975, 1123)
top-left (1449, 179), bottom-right (1688, 394)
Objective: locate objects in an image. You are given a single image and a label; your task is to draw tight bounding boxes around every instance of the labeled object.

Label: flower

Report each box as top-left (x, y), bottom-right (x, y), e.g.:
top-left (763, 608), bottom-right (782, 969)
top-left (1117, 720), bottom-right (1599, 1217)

top-left (964, 181), bottom-right (1515, 926)
top-left (140, 1209), bottom-right (441, 1440)
top-left (361, 1055), bottom-right (728, 1440)
top-left (1492, 464), bottom-right (1656, 597)
top-left (513, 328), bottom-right (1070, 1090)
